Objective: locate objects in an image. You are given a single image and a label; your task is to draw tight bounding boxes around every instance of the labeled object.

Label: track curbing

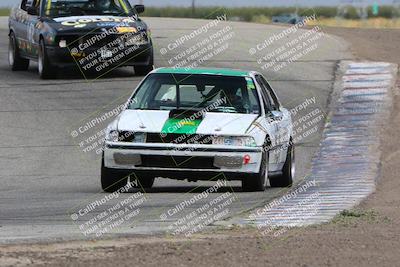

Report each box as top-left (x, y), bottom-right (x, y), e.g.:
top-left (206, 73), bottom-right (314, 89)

top-left (227, 61), bottom-right (398, 228)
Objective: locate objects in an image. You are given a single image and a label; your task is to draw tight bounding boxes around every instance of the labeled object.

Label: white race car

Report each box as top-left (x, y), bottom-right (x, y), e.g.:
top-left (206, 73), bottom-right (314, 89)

top-left (101, 68), bottom-right (295, 192)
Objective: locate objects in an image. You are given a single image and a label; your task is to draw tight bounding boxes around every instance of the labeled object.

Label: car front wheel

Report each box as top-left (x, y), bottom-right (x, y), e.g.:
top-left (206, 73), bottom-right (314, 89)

top-left (38, 39), bottom-right (57, 79)
top-left (101, 158), bottom-right (129, 193)
top-left (132, 174), bottom-right (155, 190)
top-left (242, 151), bottom-right (269, 192)
top-left (134, 49), bottom-right (154, 76)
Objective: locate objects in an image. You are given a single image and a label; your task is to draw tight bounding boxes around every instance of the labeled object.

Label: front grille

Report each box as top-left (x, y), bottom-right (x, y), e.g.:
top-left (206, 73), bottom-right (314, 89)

top-left (118, 131), bottom-right (135, 142)
top-left (146, 133), bottom-right (213, 145)
top-left (63, 34), bottom-right (122, 49)
top-left (61, 32), bottom-right (147, 50)
top-left (139, 155), bottom-right (216, 169)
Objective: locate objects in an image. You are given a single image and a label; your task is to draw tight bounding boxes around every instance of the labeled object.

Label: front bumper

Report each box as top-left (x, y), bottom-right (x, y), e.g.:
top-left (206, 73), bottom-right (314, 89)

top-left (104, 142), bottom-right (263, 180)
top-left (46, 43), bottom-right (153, 68)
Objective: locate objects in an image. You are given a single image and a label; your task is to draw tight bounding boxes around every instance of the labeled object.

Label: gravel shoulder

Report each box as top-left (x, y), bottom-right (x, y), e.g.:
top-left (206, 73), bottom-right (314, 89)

top-left (322, 27), bottom-right (400, 64)
top-left (0, 26), bottom-right (399, 267)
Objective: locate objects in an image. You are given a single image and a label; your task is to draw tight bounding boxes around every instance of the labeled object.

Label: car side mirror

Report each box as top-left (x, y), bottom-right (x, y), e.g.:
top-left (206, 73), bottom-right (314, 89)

top-left (27, 6), bottom-right (38, 15)
top-left (134, 5), bottom-right (145, 14)
top-left (269, 110), bottom-right (283, 121)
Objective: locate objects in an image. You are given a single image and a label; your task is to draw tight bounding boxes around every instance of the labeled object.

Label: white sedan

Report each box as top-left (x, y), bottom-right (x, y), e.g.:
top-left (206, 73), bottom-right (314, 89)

top-left (101, 68), bottom-right (295, 192)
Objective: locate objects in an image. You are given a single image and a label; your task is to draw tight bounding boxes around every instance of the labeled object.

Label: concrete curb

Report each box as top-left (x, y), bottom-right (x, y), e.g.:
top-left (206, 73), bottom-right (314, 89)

top-left (222, 61), bottom-right (398, 229)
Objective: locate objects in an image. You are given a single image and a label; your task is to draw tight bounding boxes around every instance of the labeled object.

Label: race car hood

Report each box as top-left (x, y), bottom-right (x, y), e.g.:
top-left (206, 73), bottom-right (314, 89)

top-left (117, 110), bottom-right (259, 136)
top-left (47, 15), bottom-right (146, 33)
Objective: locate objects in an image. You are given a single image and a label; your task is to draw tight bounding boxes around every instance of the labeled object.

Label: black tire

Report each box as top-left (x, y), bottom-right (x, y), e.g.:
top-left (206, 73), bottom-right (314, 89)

top-left (9, 32), bottom-right (29, 71)
top-left (101, 158), bottom-right (129, 193)
top-left (269, 141), bottom-right (295, 187)
top-left (38, 39), bottom-right (57, 79)
top-left (134, 64), bottom-right (153, 76)
top-left (242, 151), bottom-right (269, 192)
top-left (134, 48), bottom-right (154, 76)
top-left (133, 174), bottom-right (155, 189)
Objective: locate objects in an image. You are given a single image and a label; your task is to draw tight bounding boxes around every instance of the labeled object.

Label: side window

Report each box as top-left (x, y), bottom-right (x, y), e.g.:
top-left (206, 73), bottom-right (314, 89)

top-left (21, 0), bottom-right (28, 11)
top-left (247, 84), bottom-right (261, 114)
top-left (260, 76), bottom-right (280, 110)
top-left (26, 0), bottom-right (34, 8)
top-left (24, 0), bottom-right (40, 12)
top-left (255, 75), bottom-right (273, 113)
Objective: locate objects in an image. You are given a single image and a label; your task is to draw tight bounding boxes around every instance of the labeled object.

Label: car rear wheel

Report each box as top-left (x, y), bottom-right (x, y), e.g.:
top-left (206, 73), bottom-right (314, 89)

top-left (38, 39), bottom-right (57, 79)
top-left (269, 142), bottom-right (295, 187)
top-left (9, 32), bottom-right (29, 71)
top-left (101, 158), bottom-right (129, 193)
top-left (242, 151), bottom-right (268, 192)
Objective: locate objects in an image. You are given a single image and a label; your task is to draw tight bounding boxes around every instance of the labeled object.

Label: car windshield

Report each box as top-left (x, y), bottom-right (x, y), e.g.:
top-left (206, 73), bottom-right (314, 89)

top-left (128, 73), bottom-right (261, 114)
top-left (42, 0), bottom-right (134, 17)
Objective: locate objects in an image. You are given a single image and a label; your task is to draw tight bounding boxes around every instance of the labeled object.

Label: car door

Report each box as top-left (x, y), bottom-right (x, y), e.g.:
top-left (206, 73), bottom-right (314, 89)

top-left (25, 0), bottom-right (41, 57)
top-left (11, 0), bottom-right (30, 56)
top-left (255, 75), bottom-right (282, 172)
top-left (259, 75), bottom-right (292, 167)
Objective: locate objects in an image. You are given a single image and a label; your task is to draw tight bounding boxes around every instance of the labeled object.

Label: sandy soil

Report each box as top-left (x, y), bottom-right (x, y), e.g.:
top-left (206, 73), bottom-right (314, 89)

top-left (323, 27), bottom-right (400, 64)
top-left (0, 27), bottom-right (399, 267)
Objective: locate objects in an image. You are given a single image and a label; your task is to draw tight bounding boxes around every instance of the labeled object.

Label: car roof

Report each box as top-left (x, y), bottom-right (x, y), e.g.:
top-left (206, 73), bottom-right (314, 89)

top-left (153, 67), bottom-right (253, 77)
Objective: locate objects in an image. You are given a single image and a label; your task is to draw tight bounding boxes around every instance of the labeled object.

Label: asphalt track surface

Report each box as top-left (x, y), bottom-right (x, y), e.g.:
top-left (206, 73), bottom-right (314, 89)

top-left (0, 17), bottom-right (352, 243)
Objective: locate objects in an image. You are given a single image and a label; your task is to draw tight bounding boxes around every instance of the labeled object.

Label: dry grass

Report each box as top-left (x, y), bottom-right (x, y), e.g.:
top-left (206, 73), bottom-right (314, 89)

top-left (0, 8), bottom-right (10, 16)
top-left (308, 17), bottom-right (400, 29)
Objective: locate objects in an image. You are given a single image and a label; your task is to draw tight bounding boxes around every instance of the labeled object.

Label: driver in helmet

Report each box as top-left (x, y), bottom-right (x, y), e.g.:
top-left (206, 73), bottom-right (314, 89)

top-left (220, 87), bottom-right (245, 113)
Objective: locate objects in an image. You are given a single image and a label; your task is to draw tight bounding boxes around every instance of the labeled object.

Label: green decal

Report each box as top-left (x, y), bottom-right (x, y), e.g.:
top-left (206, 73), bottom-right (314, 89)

top-left (161, 118), bottom-right (202, 134)
top-left (155, 67), bottom-right (250, 77)
top-left (246, 77), bottom-right (256, 90)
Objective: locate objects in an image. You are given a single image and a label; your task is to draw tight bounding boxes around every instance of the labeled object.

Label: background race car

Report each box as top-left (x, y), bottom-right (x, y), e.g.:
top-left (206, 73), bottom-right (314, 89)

top-left (8, 0), bottom-right (154, 79)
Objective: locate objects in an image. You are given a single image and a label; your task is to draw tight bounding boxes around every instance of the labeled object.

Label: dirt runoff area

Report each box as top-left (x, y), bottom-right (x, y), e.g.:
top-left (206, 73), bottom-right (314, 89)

top-left (1, 27), bottom-right (400, 267)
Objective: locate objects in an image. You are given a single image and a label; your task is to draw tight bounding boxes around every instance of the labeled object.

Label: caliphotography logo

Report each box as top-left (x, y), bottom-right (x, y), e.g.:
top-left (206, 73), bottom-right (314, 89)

top-left (1, 0), bottom-right (399, 266)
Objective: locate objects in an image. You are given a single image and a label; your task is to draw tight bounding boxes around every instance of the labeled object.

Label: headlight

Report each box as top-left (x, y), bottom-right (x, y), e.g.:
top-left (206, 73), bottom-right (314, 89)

top-left (212, 136), bottom-right (257, 147)
top-left (59, 39), bottom-right (67, 48)
top-left (106, 130), bottom-right (119, 142)
top-left (125, 32), bottom-right (148, 46)
top-left (106, 130), bottom-right (146, 143)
